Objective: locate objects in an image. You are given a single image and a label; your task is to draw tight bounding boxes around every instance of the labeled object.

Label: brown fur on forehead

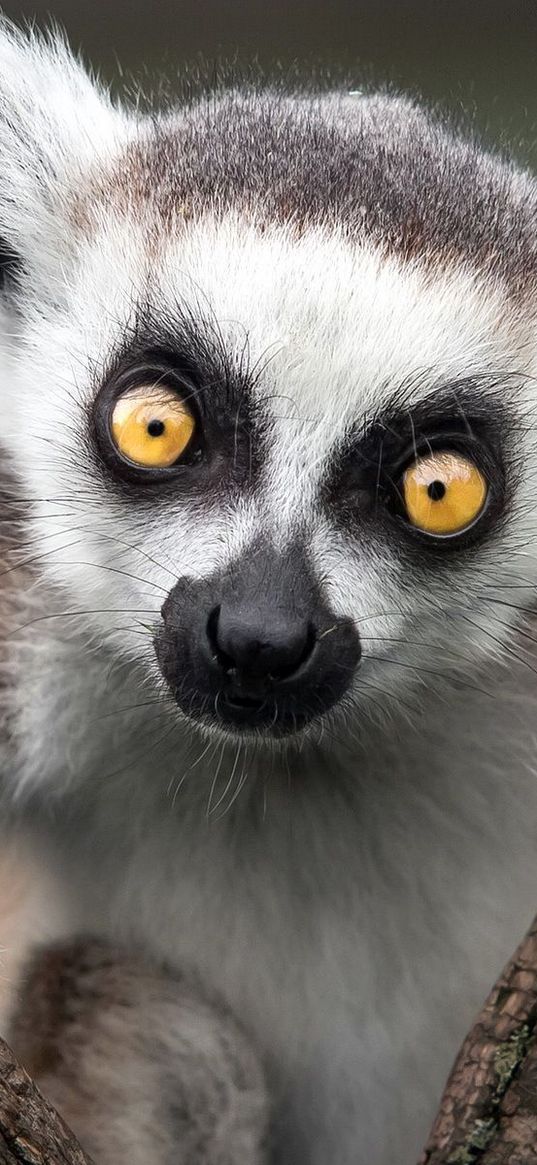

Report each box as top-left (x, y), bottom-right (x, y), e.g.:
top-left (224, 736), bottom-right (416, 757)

top-left (98, 90), bottom-right (537, 290)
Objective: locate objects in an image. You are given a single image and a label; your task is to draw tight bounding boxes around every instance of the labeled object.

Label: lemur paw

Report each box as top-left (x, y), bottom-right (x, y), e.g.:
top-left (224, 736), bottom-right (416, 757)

top-left (9, 938), bottom-right (269, 1164)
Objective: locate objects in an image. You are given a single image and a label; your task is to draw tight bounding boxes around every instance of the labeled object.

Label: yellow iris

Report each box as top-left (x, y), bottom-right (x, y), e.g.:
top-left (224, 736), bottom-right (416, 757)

top-left (402, 450), bottom-right (487, 536)
top-left (111, 385), bottom-right (195, 468)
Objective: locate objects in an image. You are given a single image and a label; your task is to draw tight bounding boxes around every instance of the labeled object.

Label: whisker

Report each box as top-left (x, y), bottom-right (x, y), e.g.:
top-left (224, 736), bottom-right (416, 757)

top-left (459, 613), bottom-right (537, 680)
top-left (365, 654), bottom-right (493, 698)
top-left (59, 560), bottom-right (168, 595)
top-left (206, 739), bottom-right (228, 818)
top-left (208, 741), bottom-right (243, 816)
top-left (5, 608), bottom-right (159, 637)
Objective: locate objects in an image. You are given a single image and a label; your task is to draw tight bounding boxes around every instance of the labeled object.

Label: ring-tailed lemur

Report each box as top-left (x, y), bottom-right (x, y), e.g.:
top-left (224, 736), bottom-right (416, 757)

top-left (1, 21), bottom-right (537, 1165)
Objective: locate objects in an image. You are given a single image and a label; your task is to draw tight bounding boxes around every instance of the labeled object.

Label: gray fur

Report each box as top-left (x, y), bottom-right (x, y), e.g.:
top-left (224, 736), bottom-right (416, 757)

top-left (104, 90), bottom-right (537, 291)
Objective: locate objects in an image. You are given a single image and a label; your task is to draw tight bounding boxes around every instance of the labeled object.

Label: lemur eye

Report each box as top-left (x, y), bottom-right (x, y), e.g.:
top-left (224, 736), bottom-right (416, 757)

top-left (402, 450), bottom-right (488, 536)
top-left (111, 385), bottom-right (195, 468)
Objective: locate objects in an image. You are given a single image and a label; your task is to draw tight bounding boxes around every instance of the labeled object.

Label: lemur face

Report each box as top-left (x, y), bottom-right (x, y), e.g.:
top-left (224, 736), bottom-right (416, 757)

top-left (2, 28), bottom-right (537, 743)
top-left (80, 227), bottom-right (534, 739)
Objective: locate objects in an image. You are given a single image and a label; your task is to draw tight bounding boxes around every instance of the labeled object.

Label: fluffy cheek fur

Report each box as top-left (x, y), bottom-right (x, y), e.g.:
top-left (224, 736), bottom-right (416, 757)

top-left (311, 518), bottom-right (537, 729)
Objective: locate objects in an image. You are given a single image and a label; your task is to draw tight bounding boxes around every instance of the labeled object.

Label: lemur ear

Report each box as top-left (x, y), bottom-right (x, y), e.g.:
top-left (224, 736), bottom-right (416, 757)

top-left (0, 22), bottom-right (122, 294)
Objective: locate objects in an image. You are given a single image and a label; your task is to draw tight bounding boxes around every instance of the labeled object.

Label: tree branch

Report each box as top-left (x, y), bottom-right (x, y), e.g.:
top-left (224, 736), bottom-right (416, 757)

top-left (0, 1036), bottom-right (93, 1165)
top-left (420, 913), bottom-right (537, 1163)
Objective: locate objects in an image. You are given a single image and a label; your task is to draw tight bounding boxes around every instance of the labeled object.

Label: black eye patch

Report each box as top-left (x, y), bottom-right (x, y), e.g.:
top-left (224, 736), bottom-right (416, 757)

top-left (322, 380), bottom-right (513, 554)
top-left (88, 310), bottom-right (270, 502)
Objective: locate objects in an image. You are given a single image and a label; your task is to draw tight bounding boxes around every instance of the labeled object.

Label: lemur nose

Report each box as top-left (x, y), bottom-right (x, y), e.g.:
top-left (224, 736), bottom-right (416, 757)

top-left (207, 604), bottom-right (316, 682)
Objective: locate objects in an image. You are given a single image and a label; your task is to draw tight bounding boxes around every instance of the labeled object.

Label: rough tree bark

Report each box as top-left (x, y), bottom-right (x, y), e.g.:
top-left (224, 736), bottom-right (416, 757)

top-left (2, 919), bottom-right (537, 1165)
top-left (420, 913), bottom-right (537, 1164)
top-left (0, 1037), bottom-right (93, 1165)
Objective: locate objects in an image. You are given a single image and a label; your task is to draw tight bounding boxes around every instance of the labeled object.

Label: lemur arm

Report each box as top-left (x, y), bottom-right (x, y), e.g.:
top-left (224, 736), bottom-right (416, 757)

top-left (6, 938), bottom-right (269, 1165)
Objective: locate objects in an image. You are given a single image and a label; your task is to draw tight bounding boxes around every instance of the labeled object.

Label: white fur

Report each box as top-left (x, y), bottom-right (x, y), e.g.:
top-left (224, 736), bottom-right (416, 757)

top-left (2, 25), bottom-right (537, 1165)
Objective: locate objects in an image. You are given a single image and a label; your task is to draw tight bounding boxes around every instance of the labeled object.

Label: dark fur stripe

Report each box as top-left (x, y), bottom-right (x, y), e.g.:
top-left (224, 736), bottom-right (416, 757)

top-left (96, 91), bottom-right (537, 293)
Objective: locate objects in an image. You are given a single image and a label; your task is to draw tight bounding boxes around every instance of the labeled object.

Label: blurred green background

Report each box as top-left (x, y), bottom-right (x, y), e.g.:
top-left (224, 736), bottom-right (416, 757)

top-left (3, 0), bottom-right (537, 165)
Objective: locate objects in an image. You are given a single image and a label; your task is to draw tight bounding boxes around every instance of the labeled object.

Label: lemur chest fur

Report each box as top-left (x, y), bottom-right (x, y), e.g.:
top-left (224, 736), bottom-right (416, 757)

top-left (12, 628), bottom-right (537, 1165)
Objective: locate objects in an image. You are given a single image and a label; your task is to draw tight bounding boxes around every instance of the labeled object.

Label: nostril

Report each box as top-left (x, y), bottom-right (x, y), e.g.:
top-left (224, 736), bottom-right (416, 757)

top-left (206, 605), bottom-right (234, 671)
top-left (206, 605), bottom-right (220, 652)
top-left (268, 622), bottom-right (317, 680)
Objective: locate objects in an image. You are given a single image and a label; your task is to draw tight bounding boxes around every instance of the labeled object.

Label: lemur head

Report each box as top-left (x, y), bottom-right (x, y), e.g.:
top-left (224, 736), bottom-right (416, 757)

top-left (1, 23), bottom-right (537, 744)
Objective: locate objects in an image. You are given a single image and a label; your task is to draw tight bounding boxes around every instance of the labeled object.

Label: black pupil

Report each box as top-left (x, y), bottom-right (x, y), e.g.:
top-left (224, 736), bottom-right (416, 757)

top-left (427, 480), bottom-right (446, 501)
top-left (147, 419), bottom-right (165, 438)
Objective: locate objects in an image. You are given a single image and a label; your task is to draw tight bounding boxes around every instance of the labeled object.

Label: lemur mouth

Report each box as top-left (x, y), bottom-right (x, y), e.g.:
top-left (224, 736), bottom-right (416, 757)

top-left (200, 691), bottom-right (321, 736)
top-left (222, 693), bottom-right (267, 712)
top-left (219, 691), bottom-right (271, 724)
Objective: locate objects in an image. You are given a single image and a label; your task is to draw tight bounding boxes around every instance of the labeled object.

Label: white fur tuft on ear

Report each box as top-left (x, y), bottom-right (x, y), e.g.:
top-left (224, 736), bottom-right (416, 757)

top-left (0, 21), bottom-right (124, 285)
